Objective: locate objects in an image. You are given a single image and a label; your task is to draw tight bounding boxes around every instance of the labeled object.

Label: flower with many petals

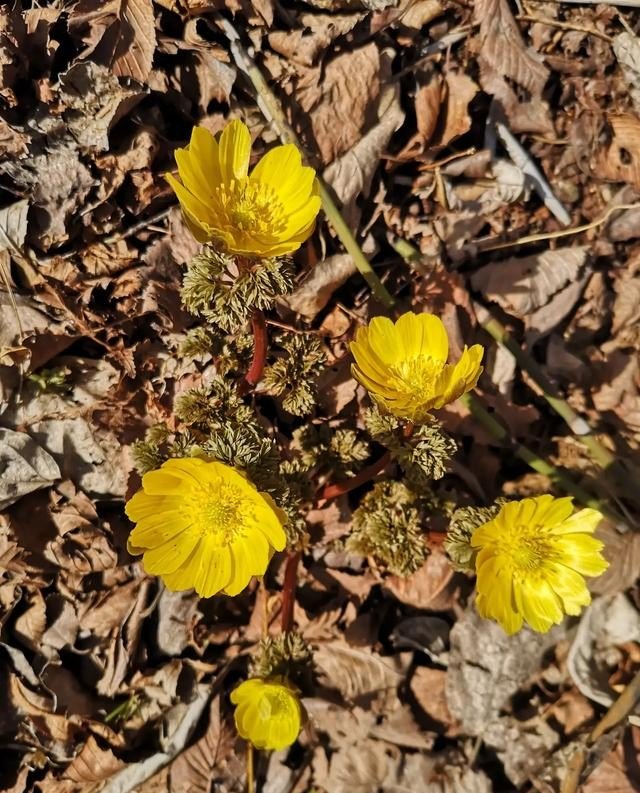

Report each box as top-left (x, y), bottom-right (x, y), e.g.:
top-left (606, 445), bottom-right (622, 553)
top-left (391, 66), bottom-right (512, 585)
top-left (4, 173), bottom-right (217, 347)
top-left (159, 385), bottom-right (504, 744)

top-left (471, 495), bottom-right (609, 635)
top-left (350, 311), bottom-right (483, 423)
top-left (231, 677), bottom-right (302, 750)
top-left (125, 457), bottom-right (287, 598)
top-left (166, 120), bottom-right (321, 257)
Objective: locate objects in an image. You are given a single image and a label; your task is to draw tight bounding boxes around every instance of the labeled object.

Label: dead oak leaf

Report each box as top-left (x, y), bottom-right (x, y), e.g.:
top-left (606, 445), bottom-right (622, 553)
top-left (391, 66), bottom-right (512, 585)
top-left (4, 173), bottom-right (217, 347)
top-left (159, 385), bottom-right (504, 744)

top-left (69, 0), bottom-right (157, 83)
top-left (297, 42), bottom-right (381, 165)
top-left (595, 114), bottom-right (640, 190)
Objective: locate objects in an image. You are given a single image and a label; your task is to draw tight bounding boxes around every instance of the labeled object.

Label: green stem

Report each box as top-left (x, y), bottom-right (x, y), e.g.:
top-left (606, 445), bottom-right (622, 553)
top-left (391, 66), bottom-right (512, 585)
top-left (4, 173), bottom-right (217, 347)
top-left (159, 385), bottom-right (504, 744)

top-left (461, 394), bottom-right (627, 526)
top-left (217, 14), bottom-right (395, 308)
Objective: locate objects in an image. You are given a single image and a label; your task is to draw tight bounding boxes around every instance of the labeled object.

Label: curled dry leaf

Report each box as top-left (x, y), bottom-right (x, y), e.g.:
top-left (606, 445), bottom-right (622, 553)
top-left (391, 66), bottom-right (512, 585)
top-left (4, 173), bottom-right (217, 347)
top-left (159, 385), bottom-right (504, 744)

top-left (567, 593), bottom-right (640, 725)
top-left (474, 0), bottom-right (551, 133)
top-left (384, 551), bottom-right (456, 611)
top-left (68, 0), bottom-right (157, 83)
top-left (62, 735), bottom-right (124, 784)
top-left (0, 429), bottom-right (60, 510)
top-left (285, 253), bottom-right (356, 318)
top-left (471, 246), bottom-right (590, 318)
top-left (314, 641), bottom-right (406, 701)
top-left (594, 115), bottom-right (640, 190)
top-left (297, 42), bottom-right (381, 165)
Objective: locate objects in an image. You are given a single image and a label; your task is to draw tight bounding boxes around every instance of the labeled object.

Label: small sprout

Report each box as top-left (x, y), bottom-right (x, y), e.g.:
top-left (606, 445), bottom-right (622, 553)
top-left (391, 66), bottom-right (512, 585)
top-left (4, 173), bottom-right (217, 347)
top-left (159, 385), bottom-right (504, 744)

top-left (27, 366), bottom-right (70, 394)
top-left (262, 332), bottom-right (325, 417)
top-left (348, 481), bottom-right (427, 576)
top-left (292, 424), bottom-right (370, 479)
top-left (251, 632), bottom-right (314, 686)
top-left (365, 408), bottom-right (456, 487)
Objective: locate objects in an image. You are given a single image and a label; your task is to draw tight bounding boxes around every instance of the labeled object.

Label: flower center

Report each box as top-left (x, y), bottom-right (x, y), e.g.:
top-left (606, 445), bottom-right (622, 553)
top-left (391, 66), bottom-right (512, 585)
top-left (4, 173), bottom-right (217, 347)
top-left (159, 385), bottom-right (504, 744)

top-left (501, 525), bottom-right (555, 573)
top-left (214, 179), bottom-right (286, 237)
top-left (190, 481), bottom-right (252, 545)
top-left (390, 355), bottom-right (444, 396)
top-left (259, 687), bottom-right (292, 720)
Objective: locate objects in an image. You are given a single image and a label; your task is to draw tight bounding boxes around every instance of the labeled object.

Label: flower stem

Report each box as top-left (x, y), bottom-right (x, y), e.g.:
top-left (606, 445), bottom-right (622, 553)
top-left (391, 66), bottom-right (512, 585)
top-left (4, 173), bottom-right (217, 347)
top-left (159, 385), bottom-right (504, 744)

top-left (246, 742), bottom-right (254, 793)
top-left (320, 451), bottom-right (391, 500)
top-left (280, 551), bottom-right (301, 633)
top-left (217, 14), bottom-right (395, 308)
top-left (240, 309), bottom-right (268, 394)
top-left (461, 393), bottom-right (629, 528)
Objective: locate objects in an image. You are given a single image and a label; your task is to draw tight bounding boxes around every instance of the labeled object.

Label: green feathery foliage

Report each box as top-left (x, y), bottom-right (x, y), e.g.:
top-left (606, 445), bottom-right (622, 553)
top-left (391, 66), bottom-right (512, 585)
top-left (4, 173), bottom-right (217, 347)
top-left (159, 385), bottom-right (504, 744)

top-left (444, 502), bottom-right (504, 572)
top-left (181, 245), bottom-right (295, 332)
top-left (348, 481), bottom-right (427, 575)
top-left (365, 408), bottom-right (456, 488)
top-left (292, 424), bottom-right (370, 479)
top-left (131, 425), bottom-right (199, 475)
top-left (175, 374), bottom-right (258, 431)
top-left (27, 366), bottom-right (70, 394)
top-left (262, 332), bottom-right (326, 417)
top-left (250, 632), bottom-right (314, 690)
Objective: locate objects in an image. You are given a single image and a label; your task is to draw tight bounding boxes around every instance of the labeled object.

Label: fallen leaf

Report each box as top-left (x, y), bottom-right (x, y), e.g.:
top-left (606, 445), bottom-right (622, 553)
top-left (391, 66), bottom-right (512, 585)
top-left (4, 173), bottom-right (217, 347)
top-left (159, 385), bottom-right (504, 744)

top-left (595, 115), bottom-right (640, 190)
top-left (314, 642), bottom-right (405, 700)
top-left (285, 254), bottom-right (356, 318)
top-left (410, 667), bottom-right (458, 732)
top-left (582, 726), bottom-right (640, 793)
top-left (613, 33), bottom-right (640, 115)
top-left (62, 735), bottom-right (124, 784)
top-left (297, 42), bottom-right (381, 165)
top-left (384, 551), bottom-right (456, 611)
top-left (69, 0), bottom-right (157, 83)
top-left (471, 247), bottom-right (590, 318)
top-left (0, 429), bottom-right (60, 509)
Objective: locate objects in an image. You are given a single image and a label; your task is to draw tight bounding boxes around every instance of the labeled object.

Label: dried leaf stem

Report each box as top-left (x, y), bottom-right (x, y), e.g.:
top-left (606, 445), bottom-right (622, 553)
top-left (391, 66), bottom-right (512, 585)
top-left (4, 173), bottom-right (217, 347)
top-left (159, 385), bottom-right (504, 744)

top-left (246, 741), bottom-right (254, 793)
top-left (216, 14), bottom-right (395, 308)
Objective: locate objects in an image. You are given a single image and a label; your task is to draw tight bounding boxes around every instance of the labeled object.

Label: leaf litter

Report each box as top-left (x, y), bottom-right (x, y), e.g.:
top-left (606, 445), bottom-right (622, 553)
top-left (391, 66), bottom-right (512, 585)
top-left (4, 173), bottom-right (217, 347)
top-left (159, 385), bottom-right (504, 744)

top-left (0, 1), bottom-right (639, 792)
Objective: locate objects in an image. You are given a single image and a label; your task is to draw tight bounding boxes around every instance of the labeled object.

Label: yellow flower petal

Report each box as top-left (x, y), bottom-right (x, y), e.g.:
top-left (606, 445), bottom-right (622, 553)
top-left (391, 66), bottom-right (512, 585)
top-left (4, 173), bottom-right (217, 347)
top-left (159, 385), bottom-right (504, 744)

top-left (232, 678), bottom-right (302, 751)
top-left (125, 458), bottom-right (288, 598)
top-left (471, 496), bottom-right (608, 634)
top-left (217, 118), bottom-right (252, 181)
top-left (349, 311), bottom-right (484, 423)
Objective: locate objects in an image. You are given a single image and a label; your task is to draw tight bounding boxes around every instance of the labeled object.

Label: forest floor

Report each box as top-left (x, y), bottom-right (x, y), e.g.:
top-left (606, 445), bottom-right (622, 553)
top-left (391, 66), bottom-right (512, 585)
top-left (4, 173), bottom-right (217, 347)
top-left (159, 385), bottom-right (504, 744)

top-left (0, 1), bottom-right (640, 792)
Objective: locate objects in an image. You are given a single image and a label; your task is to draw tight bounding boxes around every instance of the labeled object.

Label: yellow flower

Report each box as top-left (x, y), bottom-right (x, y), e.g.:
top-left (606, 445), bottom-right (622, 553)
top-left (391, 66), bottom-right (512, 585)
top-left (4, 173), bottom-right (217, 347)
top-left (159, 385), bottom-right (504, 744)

top-left (231, 677), bottom-right (302, 751)
top-left (471, 495), bottom-right (609, 635)
top-left (125, 458), bottom-right (287, 598)
top-left (166, 120), bottom-right (321, 257)
top-left (350, 311), bottom-right (483, 423)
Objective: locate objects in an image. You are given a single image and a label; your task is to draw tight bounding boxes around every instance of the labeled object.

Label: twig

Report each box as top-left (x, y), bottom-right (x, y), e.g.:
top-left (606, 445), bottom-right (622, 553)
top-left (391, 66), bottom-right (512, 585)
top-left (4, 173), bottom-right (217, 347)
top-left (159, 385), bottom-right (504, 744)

top-left (280, 551), bottom-right (301, 633)
top-left (516, 13), bottom-right (613, 42)
top-left (461, 393), bottom-right (628, 527)
top-left (480, 202), bottom-right (640, 252)
top-left (561, 667), bottom-right (640, 793)
top-left (215, 14), bottom-right (395, 308)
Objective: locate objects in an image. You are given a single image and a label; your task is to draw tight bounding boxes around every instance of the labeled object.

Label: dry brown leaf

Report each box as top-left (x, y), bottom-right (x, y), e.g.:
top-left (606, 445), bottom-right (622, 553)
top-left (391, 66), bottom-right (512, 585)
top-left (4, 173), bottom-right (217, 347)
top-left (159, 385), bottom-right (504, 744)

top-left (285, 254), bottom-right (356, 319)
top-left (62, 735), bottom-right (124, 784)
top-left (590, 522), bottom-right (640, 596)
top-left (582, 726), bottom-right (640, 793)
top-left (314, 642), bottom-right (405, 700)
top-left (471, 247), bottom-right (590, 318)
top-left (595, 115), bottom-right (640, 189)
top-left (297, 42), bottom-right (381, 165)
top-left (613, 33), bottom-right (640, 115)
top-left (475, 0), bottom-right (549, 97)
top-left (410, 667), bottom-right (458, 732)
top-left (415, 78), bottom-right (442, 146)
top-left (384, 551), bottom-right (456, 611)
top-left (0, 429), bottom-right (60, 510)
top-left (440, 73), bottom-right (477, 146)
top-left (69, 0), bottom-right (157, 83)
top-left (547, 690), bottom-right (594, 735)
top-left (168, 696), bottom-right (235, 793)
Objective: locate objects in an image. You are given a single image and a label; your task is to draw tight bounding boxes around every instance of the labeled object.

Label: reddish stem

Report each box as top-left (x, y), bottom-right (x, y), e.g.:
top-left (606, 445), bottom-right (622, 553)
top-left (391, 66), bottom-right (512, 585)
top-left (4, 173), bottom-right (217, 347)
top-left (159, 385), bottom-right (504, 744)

top-left (280, 551), bottom-right (301, 633)
top-left (320, 422), bottom-right (414, 501)
top-left (320, 451), bottom-right (391, 500)
top-left (239, 309), bottom-right (268, 394)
